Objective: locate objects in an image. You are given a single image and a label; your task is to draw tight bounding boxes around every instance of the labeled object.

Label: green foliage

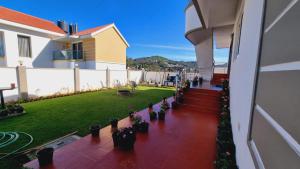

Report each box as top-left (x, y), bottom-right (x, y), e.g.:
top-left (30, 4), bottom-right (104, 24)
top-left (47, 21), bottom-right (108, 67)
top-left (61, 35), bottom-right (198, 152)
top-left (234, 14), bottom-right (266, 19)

top-left (127, 56), bottom-right (198, 71)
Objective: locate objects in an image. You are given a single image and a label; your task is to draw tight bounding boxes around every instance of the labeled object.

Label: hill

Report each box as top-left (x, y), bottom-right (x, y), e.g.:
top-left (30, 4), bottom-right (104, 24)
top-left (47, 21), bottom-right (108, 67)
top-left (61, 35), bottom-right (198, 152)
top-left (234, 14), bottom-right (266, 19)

top-left (127, 56), bottom-right (198, 72)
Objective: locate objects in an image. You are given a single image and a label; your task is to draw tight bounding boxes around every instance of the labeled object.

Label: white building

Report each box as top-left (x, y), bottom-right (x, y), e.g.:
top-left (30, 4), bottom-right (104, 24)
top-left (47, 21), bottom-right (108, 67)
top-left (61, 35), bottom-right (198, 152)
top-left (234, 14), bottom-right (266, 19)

top-left (185, 0), bottom-right (300, 168)
top-left (0, 6), bottom-right (128, 70)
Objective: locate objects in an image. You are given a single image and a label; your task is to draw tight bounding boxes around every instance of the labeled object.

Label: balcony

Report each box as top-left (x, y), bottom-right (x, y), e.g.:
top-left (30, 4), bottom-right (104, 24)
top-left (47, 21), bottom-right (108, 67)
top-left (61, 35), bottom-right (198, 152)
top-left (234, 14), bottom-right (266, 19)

top-left (53, 50), bottom-right (85, 60)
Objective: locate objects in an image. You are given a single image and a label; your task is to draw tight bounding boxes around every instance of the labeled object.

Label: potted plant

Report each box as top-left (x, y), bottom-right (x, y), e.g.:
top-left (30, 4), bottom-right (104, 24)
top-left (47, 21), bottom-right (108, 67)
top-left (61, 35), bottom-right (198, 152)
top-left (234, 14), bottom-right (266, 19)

top-left (149, 111), bottom-right (157, 121)
top-left (199, 77), bottom-right (203, 85)
top-left (158, 109), bottom-right (166, 120)
top-left (132, 117), bottom-right (149, 133)
top-left (161, 97), bottom-right (170, 110)
top-left (112, 130), bottom-right (120, 147)
top-left (110, 118), bottom-right (118, 128)
top-left (90, 124), bottom-right (100, 137)
top-left (112, 127), bottom-right (136, 150)
top-left (192, 76), bottom-right (199, 86)
top-left (37, 147), bottom-right (54, 166)
top-left (177, 92), bottom-right (184, 104)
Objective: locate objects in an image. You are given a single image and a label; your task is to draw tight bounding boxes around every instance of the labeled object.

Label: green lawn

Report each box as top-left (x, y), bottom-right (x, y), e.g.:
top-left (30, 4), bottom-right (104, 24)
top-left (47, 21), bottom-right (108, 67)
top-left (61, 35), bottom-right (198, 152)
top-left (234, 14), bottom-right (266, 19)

top-left (0, 86), bottom-right (174, 168)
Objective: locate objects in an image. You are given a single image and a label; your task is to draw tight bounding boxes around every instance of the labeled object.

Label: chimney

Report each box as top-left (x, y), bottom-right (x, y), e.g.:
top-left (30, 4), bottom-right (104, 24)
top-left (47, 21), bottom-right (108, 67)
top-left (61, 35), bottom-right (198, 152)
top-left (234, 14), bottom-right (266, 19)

top-left (69, 24), bottom-right (78, 35)
top-left (57, 20), bottom-right (68, 33)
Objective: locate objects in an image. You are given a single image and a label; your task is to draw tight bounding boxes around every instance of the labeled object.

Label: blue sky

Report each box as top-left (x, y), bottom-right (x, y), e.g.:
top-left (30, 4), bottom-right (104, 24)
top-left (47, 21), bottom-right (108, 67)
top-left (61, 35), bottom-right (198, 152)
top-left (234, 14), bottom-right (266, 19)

top-left (1, 0), bottom-right (229, 62)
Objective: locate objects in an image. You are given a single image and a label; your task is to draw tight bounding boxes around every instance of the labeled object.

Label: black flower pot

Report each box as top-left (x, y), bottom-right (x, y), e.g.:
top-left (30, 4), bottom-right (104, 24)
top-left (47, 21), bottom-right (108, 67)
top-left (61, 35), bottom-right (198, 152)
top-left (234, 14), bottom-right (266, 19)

top-left (133, 120), bottom-right (149, 133)
top-left (139, 121), bottom-right (149, 133)
top-left (158, 110), bottom-right (165, 121)
top-left (37, 148), bottom-right (54, 166)
top-left (149, 112), bottom-right (157, 121)
top-left (118, 128), bottom-right (136, 150)
top-left (171, 101), bottom-right (178, 109)
top-left (90, 125), bottom-right (100, 137)
top-left (110, 119), bottom-right (118, 128)
top-left (112, 131), bottom-right (120, 147)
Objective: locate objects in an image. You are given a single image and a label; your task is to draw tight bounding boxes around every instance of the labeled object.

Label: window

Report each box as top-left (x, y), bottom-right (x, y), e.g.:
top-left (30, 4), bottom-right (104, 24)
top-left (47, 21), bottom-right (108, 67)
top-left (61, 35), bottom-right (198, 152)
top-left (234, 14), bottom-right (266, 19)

top-left (18, 35), bottom-right (31, 57)
top-left (0, 32), bottom-right (5, 57)
top-left (233, 14), bottom-right (244, 61)
top-left (72, 42), bottom-right (83, 59)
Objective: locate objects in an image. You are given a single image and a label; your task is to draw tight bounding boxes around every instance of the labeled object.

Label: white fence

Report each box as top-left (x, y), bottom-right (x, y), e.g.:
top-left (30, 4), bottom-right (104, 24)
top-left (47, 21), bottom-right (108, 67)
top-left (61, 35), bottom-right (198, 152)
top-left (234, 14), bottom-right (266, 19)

top-left (27, 68), bottom-right (75, 97)
top-left (79, 69), bottom-right (107, 90)
top-left (0, 67), bottom-right (18, 100)
top-left (1, 66), bottom-right (227, 102)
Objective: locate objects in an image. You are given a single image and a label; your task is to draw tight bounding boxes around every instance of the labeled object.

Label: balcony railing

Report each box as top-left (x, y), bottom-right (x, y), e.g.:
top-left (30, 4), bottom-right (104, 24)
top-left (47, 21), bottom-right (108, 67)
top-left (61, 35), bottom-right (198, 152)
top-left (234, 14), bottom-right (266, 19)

top-left (53, 50), bottom-right (85, 60)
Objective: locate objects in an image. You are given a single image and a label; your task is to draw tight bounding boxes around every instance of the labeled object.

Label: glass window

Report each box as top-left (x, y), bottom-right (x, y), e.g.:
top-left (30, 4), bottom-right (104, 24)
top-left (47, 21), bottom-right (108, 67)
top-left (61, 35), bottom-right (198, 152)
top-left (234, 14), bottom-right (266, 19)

top-left (18, 35), bottom-right (31, 57)
top-left (0, 32), bottom-right (5, 57)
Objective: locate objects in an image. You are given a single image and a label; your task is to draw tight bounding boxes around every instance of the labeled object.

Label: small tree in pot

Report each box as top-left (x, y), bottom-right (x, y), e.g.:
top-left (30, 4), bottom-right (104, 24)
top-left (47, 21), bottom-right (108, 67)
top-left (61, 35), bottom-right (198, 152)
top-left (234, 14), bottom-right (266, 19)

top-left (37, 147), bottom-right (54, 167)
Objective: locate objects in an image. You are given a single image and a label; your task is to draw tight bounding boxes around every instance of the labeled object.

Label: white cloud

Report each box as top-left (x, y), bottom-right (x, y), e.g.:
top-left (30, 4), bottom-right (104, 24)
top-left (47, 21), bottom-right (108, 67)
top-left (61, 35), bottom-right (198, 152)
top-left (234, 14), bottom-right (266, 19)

top-left (134, 43), bottom-right (194, 51)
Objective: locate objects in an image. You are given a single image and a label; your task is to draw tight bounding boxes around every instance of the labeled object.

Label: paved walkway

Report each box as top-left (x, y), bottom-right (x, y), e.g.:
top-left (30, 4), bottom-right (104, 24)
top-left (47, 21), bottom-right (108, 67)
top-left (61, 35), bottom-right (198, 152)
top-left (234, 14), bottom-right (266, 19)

top-left (25, 88), bottom-right (220, 169)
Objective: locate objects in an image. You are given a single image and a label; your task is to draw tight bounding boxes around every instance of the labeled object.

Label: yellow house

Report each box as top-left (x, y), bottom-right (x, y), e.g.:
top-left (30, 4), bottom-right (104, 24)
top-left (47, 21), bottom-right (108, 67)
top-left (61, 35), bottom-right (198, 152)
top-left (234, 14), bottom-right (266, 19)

top-left (53, 23), bottom-right (129, 70)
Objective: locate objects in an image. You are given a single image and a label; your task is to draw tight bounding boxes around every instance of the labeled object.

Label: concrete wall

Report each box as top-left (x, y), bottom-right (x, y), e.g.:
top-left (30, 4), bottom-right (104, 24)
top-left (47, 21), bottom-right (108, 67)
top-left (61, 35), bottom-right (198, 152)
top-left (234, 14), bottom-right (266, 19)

top-left (229, 0), bottom-right (264, 168)
top-left (26, 68), bottom-right (75, 97)
top-left (0, 67), bottom-right (19, 100)
top-left (1, 67), bottom-right (145, 101)
top-left (110, 70), bottom-right (127, 87)
top-left (79, 69), bottom-right (106, 90)
top-left (0, 24), bottom-right (64, 68)
top-left (127, 70), bottom-right (143, 84)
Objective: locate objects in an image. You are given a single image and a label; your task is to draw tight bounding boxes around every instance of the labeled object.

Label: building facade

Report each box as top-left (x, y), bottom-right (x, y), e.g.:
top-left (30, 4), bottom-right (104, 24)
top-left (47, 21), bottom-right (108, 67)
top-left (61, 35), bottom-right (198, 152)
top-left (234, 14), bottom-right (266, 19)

top-left (0, 6), bottom-right (128, 70)
top-left (185, 0), bottom-right (300, 169)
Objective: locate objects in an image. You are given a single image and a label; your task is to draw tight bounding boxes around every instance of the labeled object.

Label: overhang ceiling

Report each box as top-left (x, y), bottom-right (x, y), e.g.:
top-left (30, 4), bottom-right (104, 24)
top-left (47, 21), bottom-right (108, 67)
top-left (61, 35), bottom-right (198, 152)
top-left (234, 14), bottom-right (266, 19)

top-left (189, 0), bottom-right (239, 48)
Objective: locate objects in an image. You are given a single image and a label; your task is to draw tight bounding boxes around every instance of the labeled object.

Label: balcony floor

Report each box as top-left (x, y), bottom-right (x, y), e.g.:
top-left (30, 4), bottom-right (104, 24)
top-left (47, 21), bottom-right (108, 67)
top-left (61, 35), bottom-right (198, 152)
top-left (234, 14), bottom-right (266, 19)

top-left (25, 88), bottom-right (220, 169)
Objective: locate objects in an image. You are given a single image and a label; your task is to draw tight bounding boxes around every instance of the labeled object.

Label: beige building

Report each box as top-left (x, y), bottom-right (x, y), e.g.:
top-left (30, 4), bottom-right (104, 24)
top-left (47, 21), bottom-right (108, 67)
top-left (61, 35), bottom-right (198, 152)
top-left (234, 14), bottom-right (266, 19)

top-left (0, 6), bottom-right (129, 70)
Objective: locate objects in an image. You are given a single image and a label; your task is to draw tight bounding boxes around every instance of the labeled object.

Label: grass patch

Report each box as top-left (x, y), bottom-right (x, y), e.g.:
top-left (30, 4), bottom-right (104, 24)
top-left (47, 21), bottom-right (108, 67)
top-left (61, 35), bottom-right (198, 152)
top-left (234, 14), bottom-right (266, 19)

top-left (0, 86), bottom-right (174, 168)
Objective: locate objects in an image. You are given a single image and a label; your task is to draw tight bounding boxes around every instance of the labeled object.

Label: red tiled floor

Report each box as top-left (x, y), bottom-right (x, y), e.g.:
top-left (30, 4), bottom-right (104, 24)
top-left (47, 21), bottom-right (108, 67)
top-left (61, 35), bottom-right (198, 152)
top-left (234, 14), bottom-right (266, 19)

top-left (25, 88), bottom-right (221, 169)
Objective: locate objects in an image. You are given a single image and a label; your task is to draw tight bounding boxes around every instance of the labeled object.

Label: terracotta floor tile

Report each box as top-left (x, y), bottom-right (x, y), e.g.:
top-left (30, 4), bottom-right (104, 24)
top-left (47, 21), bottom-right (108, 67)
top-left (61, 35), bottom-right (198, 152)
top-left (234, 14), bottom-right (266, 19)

top-left (25, 88), bottom-right (220, 169)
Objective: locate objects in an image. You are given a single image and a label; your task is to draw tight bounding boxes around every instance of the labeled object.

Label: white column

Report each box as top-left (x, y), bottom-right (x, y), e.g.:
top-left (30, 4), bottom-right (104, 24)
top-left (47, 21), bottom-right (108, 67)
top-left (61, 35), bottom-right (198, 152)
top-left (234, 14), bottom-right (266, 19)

top-left (195, 31), bottom-right (214, 81)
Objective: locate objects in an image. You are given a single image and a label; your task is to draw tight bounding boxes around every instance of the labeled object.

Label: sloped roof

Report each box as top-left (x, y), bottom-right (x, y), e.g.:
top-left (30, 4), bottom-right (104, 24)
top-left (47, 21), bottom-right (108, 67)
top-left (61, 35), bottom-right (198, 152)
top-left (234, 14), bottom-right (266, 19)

top-left (0, 6), bottom-right (66, 34)
top-left (74, 24), bottom-right (113, 36)
top-left (75, 24), bottom-right (129, 47)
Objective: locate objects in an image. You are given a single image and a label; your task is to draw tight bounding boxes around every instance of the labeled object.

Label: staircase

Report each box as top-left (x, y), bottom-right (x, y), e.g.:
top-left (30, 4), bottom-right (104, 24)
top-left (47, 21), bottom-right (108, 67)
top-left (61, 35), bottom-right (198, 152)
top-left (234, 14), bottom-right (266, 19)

top-left (210, 73), bottom-right (228, 86)
top-left (180, 88), bottom-right (221, 115)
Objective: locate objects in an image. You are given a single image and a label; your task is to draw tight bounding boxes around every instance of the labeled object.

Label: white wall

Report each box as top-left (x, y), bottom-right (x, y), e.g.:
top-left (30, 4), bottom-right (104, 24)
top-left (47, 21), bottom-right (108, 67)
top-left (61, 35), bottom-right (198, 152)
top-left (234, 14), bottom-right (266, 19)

top-left (0, 24), bottom-right (64, 68)
top-left (79, 69), bottom-right (106, 90)
top-left (214, 67), bottom-right (228, 74)
top-left (110, 70), bottom-right (127, 87)
top-left (0, 67), bottom-right (19, 101)
top-left (185, 4), bottom-right (202, 33)
top-left (128, 70), bottom-right (143, 84)
top-left (229, 0), bottom-right (264, 168)
top-left (26, 68), bottom-right (74, 97)
top-left (144, 71), bottom-right (177, 84)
